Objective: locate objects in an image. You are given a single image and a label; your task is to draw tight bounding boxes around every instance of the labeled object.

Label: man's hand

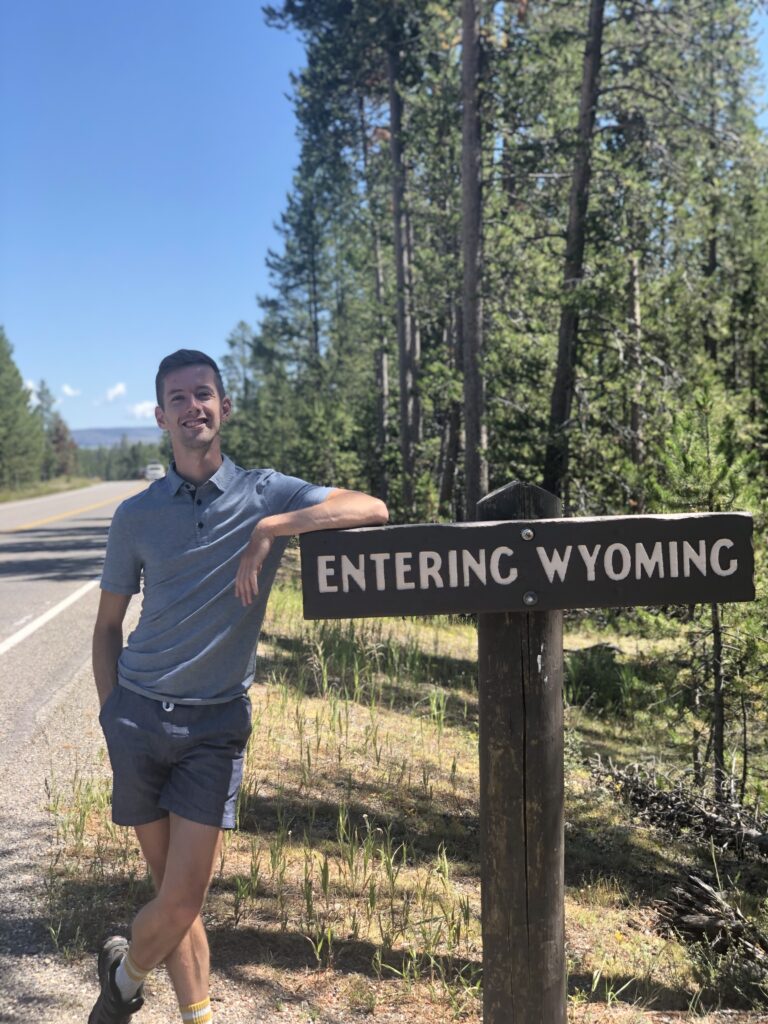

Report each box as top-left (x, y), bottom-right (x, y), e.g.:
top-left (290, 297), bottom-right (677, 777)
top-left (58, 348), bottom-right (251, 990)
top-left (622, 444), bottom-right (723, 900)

top-left (235, 525), bottom-right (274, 606)
top-left (234, 489), bottom-right (387, 607)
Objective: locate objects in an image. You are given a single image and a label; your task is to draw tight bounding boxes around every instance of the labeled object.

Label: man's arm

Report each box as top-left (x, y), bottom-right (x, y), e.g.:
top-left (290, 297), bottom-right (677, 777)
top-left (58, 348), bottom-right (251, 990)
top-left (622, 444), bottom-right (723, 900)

top-left (235, 488), bottom-right (388, 606)
top-left (92, 590), bottom-right (131, 707)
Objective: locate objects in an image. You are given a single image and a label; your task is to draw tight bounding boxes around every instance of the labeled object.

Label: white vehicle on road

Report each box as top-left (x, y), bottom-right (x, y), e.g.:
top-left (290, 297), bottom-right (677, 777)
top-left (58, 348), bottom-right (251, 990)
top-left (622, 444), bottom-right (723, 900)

top-left (143, 462), bottom-right (165, 480)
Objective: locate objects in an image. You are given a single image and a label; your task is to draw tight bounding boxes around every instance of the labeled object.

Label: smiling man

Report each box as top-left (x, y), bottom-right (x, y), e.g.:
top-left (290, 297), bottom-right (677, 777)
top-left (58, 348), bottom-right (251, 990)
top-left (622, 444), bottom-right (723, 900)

top-left (89, 349), bottom-right (388, 1024)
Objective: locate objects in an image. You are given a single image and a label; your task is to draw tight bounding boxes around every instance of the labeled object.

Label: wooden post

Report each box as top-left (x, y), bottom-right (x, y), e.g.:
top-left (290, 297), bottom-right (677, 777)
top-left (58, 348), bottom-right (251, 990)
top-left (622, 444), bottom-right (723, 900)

top-left (476, 482), bottom-right (565, 1023)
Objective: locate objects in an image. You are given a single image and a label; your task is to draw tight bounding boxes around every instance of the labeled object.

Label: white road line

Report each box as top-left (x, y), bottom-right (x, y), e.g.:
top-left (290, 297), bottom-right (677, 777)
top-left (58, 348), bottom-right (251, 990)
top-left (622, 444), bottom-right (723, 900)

top-left (0, 580), bottom-right (99, 656)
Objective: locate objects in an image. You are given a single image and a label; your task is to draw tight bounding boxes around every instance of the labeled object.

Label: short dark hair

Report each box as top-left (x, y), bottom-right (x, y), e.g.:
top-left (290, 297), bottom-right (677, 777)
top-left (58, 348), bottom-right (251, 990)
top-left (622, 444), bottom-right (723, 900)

top-left (155, 350), bottom-right (226, 407)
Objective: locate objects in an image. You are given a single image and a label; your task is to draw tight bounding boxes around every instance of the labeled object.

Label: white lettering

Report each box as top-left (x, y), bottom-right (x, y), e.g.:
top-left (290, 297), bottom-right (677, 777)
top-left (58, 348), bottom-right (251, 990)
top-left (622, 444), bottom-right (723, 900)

top-left (710, 538), bottom-right (737, 577)
top-left (604, 543), bottom-right (631, 581)
top-left (341, 554), bottom-right (366, 592)
top-left (419, 551), bottom-right (444, 589)
top-left (463, 549), bottom-right (487, 586)
top-left (318, 555), bottom-right (338, 593)
top-left (536, 545), bottom-right (572, 583)
top-left (489, 546), bottom-right (517, 585)
top-left (369, 552), bottom-right (391, 591)
top-left (635, 542), bottom-right (664, 580)
top-left (669, 541), bottom-right (679, 578)
top-left (577, 544), bottom-right (601, 582)
top-left (683, 540), bottom-right (707, 577)
top-left (395, 551), bottom-right (416, 590)
top-left (448, 550), bottom-right (459, 588)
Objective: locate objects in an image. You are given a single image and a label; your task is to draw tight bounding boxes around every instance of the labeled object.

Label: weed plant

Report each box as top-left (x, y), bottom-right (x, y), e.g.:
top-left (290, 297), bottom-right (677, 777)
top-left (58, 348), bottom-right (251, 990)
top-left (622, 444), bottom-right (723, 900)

top-left (45, 563), bottom-right (764, 1020)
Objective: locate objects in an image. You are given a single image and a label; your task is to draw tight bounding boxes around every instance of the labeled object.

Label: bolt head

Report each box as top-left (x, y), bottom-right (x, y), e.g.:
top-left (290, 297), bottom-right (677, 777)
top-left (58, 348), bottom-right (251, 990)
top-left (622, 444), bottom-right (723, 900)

top-left (523, 591), bottom-right (538, 606)
top-left (521, 527), bottom-right (535, 541)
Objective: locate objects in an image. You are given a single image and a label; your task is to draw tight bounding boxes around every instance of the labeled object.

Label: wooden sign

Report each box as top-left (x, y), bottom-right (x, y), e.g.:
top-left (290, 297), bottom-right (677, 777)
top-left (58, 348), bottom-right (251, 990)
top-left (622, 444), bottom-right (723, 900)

top-left (300, 512), bottom-right (754, 619)
top-left (299, 483), bottom-right (757, 1024)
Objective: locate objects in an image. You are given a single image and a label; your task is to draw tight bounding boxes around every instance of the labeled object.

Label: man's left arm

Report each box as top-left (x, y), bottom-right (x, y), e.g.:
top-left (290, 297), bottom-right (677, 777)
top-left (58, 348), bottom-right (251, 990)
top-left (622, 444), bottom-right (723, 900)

top-left (235, 489), bottom-right (388, 606)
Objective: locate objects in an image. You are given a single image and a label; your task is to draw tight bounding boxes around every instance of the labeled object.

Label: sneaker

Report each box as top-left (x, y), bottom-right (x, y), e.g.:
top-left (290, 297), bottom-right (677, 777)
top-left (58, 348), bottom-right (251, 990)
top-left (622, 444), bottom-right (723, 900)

top-left (87, 935), bottom-right (144, 1024)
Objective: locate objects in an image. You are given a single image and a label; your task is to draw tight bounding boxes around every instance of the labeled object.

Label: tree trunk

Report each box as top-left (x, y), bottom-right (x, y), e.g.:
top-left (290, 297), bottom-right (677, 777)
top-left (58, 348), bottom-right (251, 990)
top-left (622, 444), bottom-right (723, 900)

top-left (541, 0), bottom-right (605, 498)
top-left (461, 0), bottom-right (489, 518)
top-left (438, 302), bottom-right (461, 516)
top-left (627, 253), bottom-right (644, 508)
top-left (712, 601), bottom-right (726, 802)
top-left (387, 46), bottom-right (417, 510)
top-left (358, 94), bottom-right (390, 503)
top-left (703, 2), bottom-right (719, 363)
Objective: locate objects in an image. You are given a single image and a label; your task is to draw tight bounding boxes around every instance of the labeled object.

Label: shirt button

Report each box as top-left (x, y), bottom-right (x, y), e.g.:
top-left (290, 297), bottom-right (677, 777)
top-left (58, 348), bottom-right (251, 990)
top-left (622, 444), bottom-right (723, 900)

top-left (197, 521), bottom-right (203, 528)
top-left (196, 499), bottom-right (202, 506)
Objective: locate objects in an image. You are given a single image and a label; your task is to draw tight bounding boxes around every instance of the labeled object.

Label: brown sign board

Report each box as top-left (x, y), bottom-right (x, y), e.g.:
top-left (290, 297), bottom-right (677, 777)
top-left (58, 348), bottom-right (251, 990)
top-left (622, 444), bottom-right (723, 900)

top-left (300, 512), bottom-right (754, 619)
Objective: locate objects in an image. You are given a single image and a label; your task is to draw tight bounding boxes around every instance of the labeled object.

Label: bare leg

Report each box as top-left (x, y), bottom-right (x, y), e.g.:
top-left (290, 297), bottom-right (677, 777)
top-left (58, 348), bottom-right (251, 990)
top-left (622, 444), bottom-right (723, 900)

top-left (133, 815), bottom-right (222, 1005)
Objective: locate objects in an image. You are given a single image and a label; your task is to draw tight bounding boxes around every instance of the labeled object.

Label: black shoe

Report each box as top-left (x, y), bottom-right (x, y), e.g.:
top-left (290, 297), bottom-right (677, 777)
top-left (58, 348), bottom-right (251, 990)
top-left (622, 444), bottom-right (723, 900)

top-left (87, 935), bottom-right (145, 1024)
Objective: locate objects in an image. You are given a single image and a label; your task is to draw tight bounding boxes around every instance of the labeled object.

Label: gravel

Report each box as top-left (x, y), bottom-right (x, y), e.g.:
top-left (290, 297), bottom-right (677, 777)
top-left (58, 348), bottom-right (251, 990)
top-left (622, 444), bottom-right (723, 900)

top-left (0, 602), bottom-right (332, 1024)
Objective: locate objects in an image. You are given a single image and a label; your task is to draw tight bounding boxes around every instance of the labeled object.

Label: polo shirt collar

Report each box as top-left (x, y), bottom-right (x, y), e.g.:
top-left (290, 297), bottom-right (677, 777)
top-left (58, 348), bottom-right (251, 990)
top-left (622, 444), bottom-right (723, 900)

top-left (165, 455), bottom-right (237, 495)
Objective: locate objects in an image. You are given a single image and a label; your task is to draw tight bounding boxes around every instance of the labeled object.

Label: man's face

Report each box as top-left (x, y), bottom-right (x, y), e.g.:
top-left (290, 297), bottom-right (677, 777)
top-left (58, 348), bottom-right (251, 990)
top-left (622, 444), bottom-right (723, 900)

top-left (155, 364), bottom-right (231, 452)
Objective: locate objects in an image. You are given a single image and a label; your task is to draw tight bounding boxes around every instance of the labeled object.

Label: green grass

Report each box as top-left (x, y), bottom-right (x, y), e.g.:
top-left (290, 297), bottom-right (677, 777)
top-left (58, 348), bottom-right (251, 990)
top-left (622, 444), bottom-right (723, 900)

top-left (0, 476), bottom-right (97, 503)
top-left (43, 562), bottom-right (768, 1021)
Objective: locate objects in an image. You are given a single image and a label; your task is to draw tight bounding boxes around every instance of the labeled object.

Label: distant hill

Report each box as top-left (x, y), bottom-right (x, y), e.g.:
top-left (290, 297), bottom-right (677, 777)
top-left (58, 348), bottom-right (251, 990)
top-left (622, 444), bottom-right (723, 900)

top-left (72, 427), bottom-right (163, 449)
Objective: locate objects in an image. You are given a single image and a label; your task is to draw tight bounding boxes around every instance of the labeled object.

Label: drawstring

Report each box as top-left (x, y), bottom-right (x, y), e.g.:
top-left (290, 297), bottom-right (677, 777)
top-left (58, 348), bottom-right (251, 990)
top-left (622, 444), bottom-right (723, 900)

top-left (162, 701), bottom-right (175, 712)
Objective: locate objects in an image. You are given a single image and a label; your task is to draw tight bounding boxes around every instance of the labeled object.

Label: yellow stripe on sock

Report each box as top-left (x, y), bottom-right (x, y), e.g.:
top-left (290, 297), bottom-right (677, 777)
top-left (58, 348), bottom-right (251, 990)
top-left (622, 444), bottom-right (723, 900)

top-left (180, 997), bottom-right (213, 1022)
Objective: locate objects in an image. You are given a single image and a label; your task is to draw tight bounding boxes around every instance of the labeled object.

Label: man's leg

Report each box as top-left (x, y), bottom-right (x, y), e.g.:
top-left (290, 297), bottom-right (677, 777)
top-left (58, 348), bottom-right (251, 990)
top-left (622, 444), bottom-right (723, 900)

top-left (129, 814), bottom-right (222, 1003)
top-left (135, 817), bottom-right (220, 1005)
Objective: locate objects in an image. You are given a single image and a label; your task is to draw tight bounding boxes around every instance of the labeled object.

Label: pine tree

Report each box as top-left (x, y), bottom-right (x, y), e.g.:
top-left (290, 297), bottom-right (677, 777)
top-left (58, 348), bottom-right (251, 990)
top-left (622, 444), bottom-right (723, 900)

top-left (0, 328), bottom-right (45, 488)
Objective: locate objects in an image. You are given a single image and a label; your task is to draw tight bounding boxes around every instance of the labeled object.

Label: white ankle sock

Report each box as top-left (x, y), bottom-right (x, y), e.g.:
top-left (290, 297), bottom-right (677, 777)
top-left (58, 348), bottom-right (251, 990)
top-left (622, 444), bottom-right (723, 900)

top-left (114, 949), bottom-right (149, 1000)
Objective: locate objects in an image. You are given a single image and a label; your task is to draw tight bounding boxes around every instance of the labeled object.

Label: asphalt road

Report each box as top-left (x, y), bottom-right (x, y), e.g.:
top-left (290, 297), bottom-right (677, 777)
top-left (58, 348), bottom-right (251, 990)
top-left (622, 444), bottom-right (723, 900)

top-left (0, 481), bottom-right (338, 1023)
top-left (0, 481), bottom-right (146, 742)
top-left (0, 481), bottom-right (145, 1020)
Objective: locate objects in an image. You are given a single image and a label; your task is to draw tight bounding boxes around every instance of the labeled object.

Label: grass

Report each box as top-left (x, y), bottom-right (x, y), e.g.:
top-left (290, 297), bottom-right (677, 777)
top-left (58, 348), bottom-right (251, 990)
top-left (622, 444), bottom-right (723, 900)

top-left (0, 476), bottom-right (97, 503)
top-left (43, 556), bottom-right (768, 1021)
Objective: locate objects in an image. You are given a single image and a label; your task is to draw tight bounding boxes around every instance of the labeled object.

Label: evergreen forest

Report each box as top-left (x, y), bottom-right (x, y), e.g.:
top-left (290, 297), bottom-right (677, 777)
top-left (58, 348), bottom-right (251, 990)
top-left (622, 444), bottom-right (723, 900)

top-left (216, 0), bottom-right (768, 829)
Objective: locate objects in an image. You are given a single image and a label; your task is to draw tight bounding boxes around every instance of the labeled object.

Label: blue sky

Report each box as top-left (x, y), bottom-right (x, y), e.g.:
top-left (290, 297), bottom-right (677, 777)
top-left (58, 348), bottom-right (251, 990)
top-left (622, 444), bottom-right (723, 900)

top-left (1, 4), bottom-right (767, 431)
top-left (1, 2), bottom-right (303, 429)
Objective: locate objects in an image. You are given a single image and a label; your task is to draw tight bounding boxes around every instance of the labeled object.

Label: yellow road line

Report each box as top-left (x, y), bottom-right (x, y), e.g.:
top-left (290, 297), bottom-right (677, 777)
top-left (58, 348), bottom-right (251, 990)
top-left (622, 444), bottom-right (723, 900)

top-left (5, 486), bottom-right (145, 533)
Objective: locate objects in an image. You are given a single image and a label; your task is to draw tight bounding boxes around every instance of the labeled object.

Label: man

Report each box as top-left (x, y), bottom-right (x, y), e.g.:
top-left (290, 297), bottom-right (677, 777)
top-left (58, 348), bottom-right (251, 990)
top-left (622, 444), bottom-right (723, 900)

top-left (89, 349), bottom-right (388, 1024)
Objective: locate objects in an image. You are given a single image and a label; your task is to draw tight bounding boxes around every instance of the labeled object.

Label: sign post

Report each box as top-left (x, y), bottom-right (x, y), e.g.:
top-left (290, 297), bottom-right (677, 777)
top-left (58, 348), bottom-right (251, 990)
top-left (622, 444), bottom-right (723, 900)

top-left (299, 484), bottom-right (754, 1023)
top-left (476, 482), bottom-right (565, 1023)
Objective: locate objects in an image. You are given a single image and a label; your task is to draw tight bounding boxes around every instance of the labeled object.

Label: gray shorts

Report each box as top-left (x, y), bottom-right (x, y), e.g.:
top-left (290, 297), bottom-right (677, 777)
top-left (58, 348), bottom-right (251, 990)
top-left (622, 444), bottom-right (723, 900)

top-left (99, 685), bottom-right (252, 830)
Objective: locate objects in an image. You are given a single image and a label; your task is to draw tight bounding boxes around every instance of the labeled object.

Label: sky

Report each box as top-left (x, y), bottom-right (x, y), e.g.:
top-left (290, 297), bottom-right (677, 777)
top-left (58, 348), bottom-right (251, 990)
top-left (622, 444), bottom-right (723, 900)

top-left (0, 2), bottom-right (304, 430)
top-left (1, 4), bottom-right (767, 432)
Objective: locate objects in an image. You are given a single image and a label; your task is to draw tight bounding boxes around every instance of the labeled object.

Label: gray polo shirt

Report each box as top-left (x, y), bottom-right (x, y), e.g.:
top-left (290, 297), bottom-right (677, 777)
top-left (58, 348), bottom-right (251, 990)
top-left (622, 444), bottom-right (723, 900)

top-left (101, 456), bottom-right (330, 703)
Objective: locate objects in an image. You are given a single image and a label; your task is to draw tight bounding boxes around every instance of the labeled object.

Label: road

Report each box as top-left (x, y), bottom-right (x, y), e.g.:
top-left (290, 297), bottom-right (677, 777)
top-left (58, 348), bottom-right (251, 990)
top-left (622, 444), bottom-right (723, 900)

top-left (0, 481), bottom-right (145, 1020)
top-left (0, 481), bottom-right (145, 750)
top-left (0, 482), bottom-right (312, 1023)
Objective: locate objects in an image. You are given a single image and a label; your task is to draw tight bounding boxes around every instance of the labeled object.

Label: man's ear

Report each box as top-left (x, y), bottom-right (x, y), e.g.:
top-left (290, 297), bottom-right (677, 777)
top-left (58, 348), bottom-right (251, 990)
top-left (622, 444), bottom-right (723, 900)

top-left (155, 405), bottom-right (167, 429)
top-left (222, 396), bottom-right (232, 419)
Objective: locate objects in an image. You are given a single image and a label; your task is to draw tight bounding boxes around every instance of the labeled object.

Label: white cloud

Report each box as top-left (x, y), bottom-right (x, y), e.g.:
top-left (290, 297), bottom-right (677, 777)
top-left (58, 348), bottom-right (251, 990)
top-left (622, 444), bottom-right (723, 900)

top-left (61, 383), bottom-right (81, 398)
top-left (25, 380), bottom-right (39, 405)
top-left (107, 382), bottom-right (126, 401)
top-left (129, 401), bottom-right (157, 420)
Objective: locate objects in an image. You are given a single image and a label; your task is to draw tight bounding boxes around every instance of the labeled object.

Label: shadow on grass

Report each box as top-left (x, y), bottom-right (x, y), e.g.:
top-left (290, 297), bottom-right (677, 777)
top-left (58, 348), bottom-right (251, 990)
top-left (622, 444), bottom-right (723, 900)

top-left (567, 971), bottom-right (691, 1011)
top-left (258, 630), bottom-right (479, 727)
top-left (237, 789), bottom-right (480, 868)
top-left (210, 921), bottom-right (481, 983)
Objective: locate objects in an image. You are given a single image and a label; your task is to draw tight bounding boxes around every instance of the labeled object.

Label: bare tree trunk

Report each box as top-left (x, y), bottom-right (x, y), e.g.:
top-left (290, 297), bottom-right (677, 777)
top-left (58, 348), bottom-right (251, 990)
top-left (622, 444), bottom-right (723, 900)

top-left (461, 0), bottom-right (489, 518)
top-left (387, 46), bottom-right (417, 510)
top-left (712, 601), bottom-right (726, 802)
top-left (740, 692), bottom-right (748, 806)
top-left (438, 302), bottom-right (461, 515)
top-left (693, 702), bottom-right (704, 789)
top-left (358, 95), bottom-right (390, 503)
top-left (627, 253), bottom-right (645, 509)
top-left (405, 207), bottom-right (422, 446)
top-left (542, 0), bottom-right (605, 498)
top-left (703, 3), bottom-right (719, 363)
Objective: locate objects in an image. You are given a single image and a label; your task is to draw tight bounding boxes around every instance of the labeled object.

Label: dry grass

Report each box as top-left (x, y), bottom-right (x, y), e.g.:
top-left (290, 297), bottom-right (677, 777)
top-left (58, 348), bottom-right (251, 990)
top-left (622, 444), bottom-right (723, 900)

top-left (44, 558), bottom-right (768, 1021)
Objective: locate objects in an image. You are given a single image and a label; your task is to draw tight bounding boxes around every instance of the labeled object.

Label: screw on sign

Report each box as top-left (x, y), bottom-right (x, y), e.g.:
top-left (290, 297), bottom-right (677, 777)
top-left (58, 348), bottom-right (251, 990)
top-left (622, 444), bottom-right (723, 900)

top-left (299, 482), bottom-right (755, 1024)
